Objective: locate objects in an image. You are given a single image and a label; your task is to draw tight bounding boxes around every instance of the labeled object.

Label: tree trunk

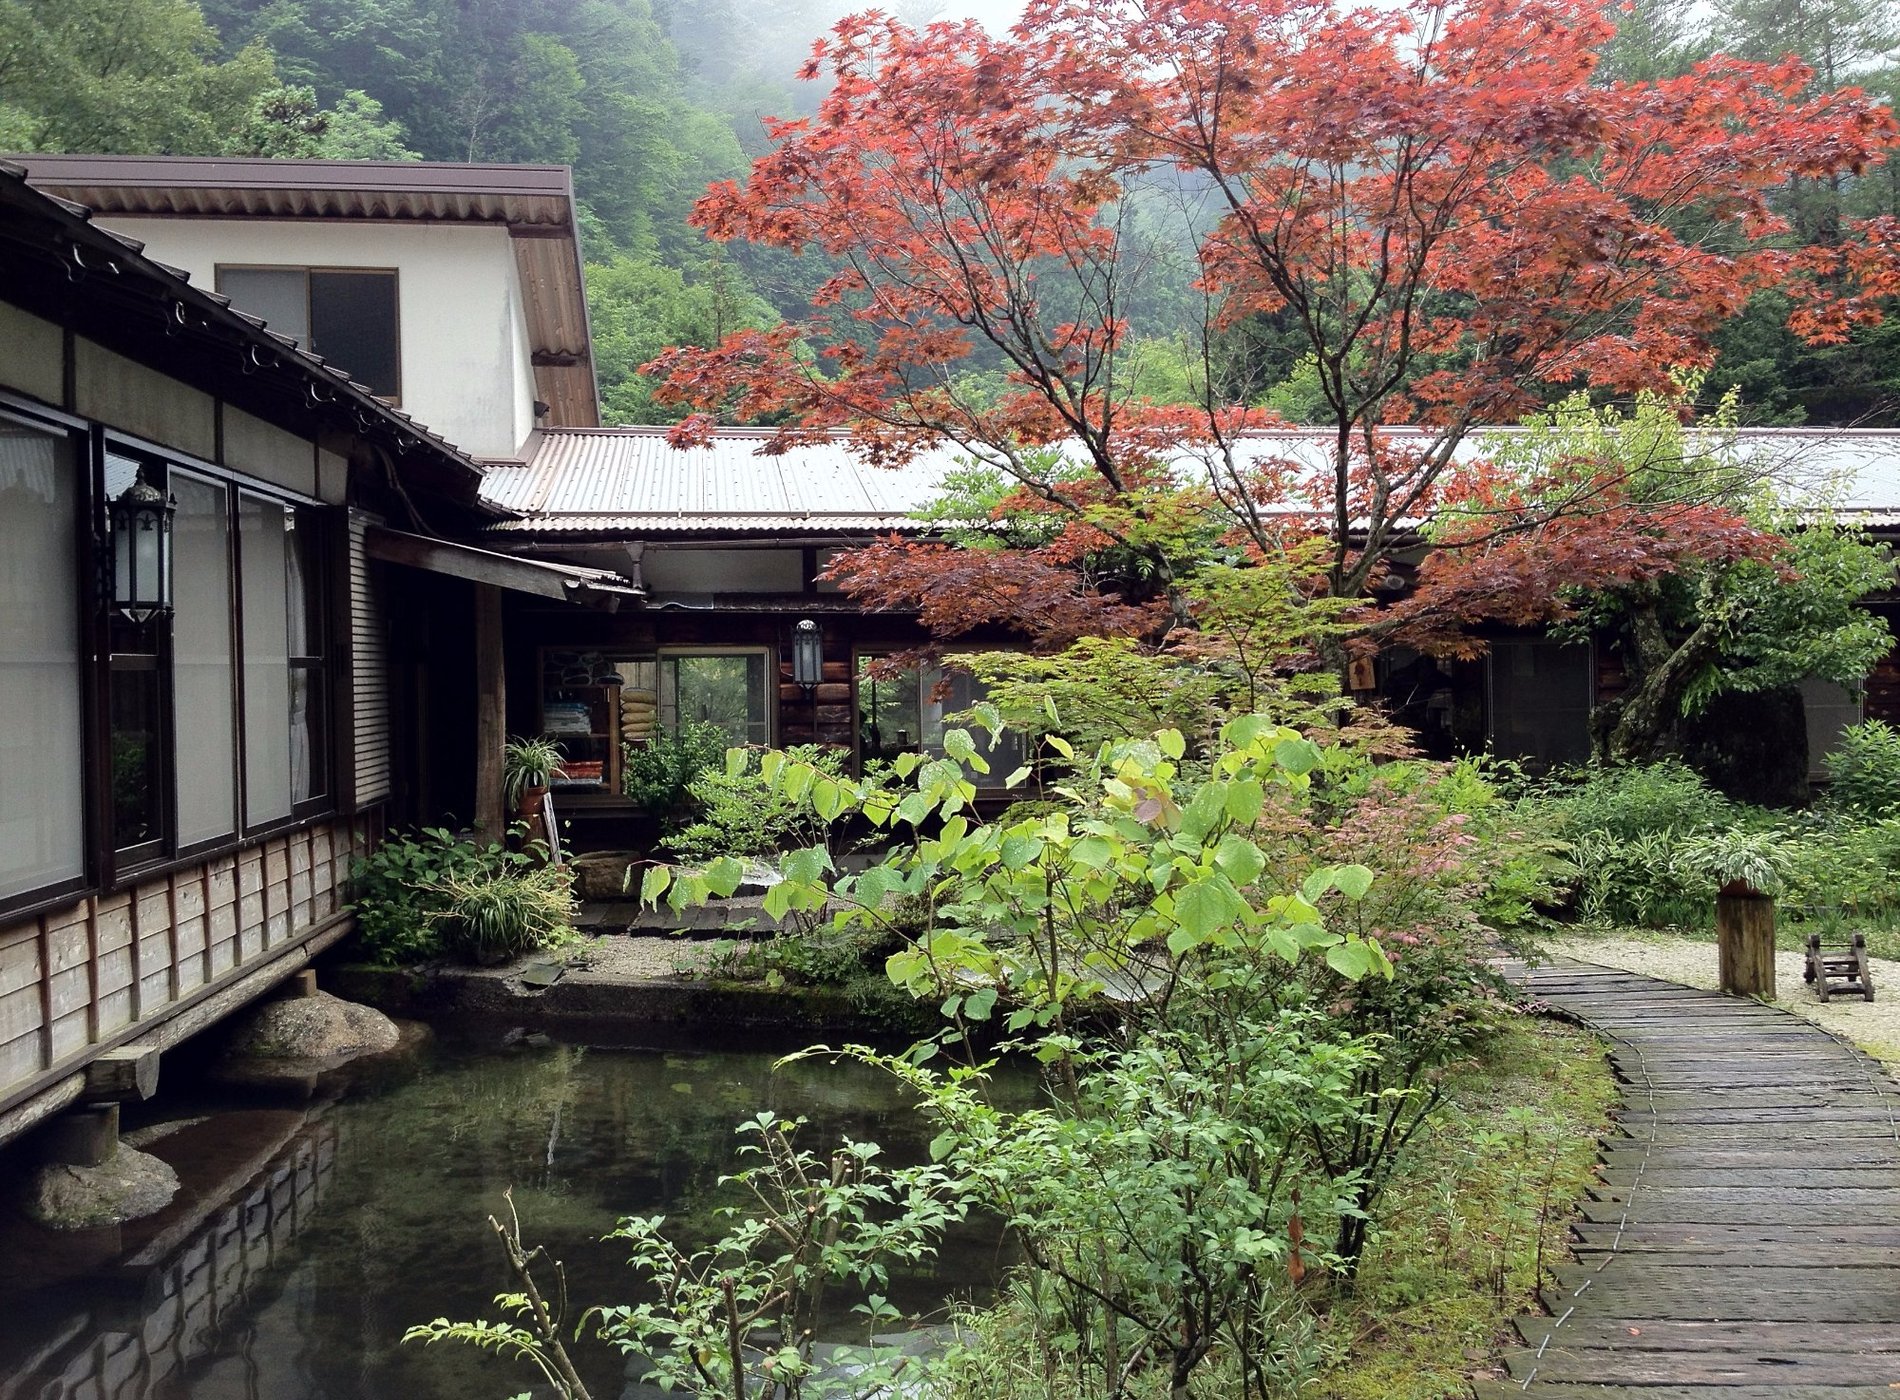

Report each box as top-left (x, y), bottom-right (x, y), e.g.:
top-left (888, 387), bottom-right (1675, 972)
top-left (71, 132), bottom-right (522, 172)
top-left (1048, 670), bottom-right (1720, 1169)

top-left (1597, 610), bottom-right (1721, 764)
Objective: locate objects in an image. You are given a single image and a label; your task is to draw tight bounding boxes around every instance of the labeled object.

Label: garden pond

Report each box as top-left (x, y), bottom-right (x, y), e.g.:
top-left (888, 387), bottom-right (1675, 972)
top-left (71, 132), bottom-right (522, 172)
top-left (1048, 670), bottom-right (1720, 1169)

top-left (0, 1029), bottom-right (1024, 1399)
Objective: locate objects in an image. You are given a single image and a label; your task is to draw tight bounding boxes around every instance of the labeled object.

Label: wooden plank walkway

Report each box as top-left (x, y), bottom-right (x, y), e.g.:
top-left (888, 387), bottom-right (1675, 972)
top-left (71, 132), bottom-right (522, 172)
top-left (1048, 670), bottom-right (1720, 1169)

top-left (1477, 958), bottom-right (1900, 1400)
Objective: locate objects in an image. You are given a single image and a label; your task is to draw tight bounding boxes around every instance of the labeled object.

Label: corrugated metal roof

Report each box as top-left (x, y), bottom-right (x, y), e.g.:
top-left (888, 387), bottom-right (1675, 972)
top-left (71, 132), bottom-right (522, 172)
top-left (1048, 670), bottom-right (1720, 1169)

top-left (483, 425), bottom-right (1900, 536)
top-left (483, 428), bottom-right (964, 531)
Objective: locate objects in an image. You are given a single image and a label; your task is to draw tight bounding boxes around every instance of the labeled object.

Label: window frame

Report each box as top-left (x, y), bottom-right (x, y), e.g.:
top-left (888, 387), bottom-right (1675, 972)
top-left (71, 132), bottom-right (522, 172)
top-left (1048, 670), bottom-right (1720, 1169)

top-left (850, 649), bottom-right (1025, 786)
top-left (167, 465), bottom-right (242, 863)
top-left (213, 264), bottom-right (403, 404)
top-left (657, 646), bottom-right (774, 748)
top-left (0, 399), bottom-right (96, 923)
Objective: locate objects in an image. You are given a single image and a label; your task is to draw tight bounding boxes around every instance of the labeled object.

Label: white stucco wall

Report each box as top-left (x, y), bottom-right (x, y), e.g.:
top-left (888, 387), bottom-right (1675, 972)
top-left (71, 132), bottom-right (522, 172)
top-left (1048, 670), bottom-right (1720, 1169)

top-left (94, 218), bottom-right (537, 460)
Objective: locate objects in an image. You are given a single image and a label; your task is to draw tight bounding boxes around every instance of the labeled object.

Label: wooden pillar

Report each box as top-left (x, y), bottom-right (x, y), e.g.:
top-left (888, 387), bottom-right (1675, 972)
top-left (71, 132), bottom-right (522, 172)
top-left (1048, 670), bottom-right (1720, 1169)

top-left (474, 583), bottom-right (505, 839)
top-left (82, 1043), bottom-right (161, 1103)
top-left (42, 1104), bottom-right (120, 1168)
top-left (1716, 886), bottom-right (1776, 998)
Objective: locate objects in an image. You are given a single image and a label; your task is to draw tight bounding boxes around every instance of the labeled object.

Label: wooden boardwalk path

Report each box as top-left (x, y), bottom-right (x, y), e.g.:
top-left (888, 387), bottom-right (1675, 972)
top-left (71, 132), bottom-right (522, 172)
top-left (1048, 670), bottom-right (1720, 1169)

top-left (1477, 958), bottom-right (1900, 1400)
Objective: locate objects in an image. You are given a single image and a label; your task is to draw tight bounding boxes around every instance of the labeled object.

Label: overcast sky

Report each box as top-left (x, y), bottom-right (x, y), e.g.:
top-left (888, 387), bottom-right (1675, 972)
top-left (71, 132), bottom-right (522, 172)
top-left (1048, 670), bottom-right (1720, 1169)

top-left (932, 0), bottom-right (1027, 32)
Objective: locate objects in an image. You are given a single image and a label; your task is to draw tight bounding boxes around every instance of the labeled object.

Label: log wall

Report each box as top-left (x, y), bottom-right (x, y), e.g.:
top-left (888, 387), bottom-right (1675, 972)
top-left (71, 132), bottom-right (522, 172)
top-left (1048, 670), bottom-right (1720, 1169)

top-left (0, 820), bottom-right (362, 1126)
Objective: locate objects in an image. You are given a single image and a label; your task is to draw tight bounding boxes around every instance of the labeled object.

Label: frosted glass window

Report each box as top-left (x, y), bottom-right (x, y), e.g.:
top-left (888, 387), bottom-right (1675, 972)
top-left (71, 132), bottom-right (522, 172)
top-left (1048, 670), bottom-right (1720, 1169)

top-left (173, 474), bottom-right (236, 845)
top-left (1802, 676), bottom-right (1864, 782)
top-left (240, 492), bottom-right (292, 826)
top-left (0, 419), bottom-right (83, 897)
top-left (217, 268), bottom-right (310, 348)
top-left (286, 510), bottom-right (326, 804)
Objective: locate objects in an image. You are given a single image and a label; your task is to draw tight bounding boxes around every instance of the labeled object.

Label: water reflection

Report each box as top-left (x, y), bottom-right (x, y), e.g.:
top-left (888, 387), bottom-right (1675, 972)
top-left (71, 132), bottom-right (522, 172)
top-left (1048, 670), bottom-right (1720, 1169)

top-left (0, 1038), bottom-right (1016, 1399)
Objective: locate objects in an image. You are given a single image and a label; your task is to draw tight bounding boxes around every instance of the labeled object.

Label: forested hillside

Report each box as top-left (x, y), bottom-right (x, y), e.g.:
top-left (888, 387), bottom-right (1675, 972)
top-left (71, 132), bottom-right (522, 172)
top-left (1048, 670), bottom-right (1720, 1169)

top-left (1, 0), bottom-right (1897, 424)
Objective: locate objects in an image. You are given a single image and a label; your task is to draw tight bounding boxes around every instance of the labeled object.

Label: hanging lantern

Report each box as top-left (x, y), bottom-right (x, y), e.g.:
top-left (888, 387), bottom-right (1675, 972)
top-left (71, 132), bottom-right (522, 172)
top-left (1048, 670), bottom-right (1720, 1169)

top-left (109, 463), bottom-right (174, 622)
top-left (792, 618), bottom-right (823, 691)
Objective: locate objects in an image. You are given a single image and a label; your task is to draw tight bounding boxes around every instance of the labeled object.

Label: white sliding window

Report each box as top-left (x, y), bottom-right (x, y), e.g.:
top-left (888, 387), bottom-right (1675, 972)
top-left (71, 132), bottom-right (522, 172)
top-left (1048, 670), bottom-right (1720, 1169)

top-left (173, 474), bottom-right (237, 846)
top-left (0, 418), bottom-right (83, 898)
top-left (240, 491), bottom-right (293, 826)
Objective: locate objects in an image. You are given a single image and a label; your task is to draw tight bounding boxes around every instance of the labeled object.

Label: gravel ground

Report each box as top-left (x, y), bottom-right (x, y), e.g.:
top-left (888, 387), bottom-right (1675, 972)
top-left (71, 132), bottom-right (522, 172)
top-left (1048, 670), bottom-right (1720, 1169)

top-left (563, 931), bottom-right (733, 981)
top-left (1542, 931), bottom-right (1900, 1065)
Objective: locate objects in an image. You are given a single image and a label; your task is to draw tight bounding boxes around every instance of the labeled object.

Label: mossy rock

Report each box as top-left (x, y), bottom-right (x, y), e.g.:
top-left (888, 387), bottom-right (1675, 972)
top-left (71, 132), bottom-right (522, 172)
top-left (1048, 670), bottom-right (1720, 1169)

top-left (20, 1146), bottom-right (179, 1229)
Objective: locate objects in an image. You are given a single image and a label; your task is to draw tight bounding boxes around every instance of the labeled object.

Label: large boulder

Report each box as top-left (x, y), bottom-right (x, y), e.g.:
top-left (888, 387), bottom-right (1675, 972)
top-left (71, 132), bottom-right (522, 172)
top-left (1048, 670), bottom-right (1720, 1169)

top-left (224, 990), bottom-right (400, 1062)
top-left (20, 1145), bottom-right (179, 1229)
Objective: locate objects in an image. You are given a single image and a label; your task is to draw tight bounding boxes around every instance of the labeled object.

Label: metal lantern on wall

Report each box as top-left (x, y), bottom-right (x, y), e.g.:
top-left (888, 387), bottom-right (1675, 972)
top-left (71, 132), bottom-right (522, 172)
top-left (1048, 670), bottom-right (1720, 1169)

top-left (792, 618), bottom-right (823, 691)
top-left (109, 464), bottom-right (175, 622)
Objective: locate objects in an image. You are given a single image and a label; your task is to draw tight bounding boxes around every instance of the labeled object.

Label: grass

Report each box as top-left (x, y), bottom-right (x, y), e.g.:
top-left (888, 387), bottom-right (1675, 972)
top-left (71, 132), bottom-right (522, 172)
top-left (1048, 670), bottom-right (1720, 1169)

top-left (1315, 1014), bottom-right (1616, 1400)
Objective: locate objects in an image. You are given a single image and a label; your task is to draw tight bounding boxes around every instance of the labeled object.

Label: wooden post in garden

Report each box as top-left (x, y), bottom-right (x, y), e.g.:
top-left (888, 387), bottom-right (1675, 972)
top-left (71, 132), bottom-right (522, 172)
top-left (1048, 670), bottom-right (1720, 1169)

top-left (1716, 882), bottom-right (1776, 998)
top-left (474, 583), bottom-right (506, 840)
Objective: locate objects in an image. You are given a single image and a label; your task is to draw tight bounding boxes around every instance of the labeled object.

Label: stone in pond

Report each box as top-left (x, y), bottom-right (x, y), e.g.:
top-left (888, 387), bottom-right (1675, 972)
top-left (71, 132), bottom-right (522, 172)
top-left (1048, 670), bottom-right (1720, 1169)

top-left (224, 990), bottom-right (400, 1062)
top-left (20, 1145), bottom-right (180, 1229)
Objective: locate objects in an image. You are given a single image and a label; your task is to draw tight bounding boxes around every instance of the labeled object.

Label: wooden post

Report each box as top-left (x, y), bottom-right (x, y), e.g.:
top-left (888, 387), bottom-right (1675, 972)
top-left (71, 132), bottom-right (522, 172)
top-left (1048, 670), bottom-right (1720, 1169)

top-left (474, 583), bottom-right (505, 840)
top-left (82, 1044), bottom-right (161, 1103)
top-left (1716, 884), bottom-right (1776, 998)
top-left (41, 1104), bottom-right (120, 1168)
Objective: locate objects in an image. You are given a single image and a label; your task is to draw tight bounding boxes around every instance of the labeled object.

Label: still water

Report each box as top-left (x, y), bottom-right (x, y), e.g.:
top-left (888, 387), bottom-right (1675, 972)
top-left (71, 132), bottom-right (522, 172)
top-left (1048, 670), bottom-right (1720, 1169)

top-left (0, 1033), bottom-right (1016, 1399)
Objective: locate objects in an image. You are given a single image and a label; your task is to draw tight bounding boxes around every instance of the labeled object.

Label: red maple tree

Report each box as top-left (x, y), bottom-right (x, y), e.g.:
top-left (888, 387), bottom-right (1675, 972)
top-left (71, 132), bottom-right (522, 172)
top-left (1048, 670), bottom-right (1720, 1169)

top-left (647, 0), bottom-right (1899, 642)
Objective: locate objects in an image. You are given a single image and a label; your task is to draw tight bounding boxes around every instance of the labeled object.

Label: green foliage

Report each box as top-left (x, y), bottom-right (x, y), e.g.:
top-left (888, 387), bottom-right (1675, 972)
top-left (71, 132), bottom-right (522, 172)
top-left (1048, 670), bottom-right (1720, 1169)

top-left (351, 826), bottom-right (571, 966)
top-left (1522, 756), bottom-right (1900, 928)
top-left (663, 743), bottom-right (852, 861)
top-left (432, 864), bottom-right (578, 965)
top-left (1686, 507), bottom-right (1897, 712)
top-left (956, 545), bottom-right (1366, 757)
top-left (0, 0), bottom-right (278, 154)
top-left (1825, 720), bottom-right (1900, 817)
top-left (589, 252), bottom-right (776, 425)
top-left (1532, 760), bottom-right (1736, 842)
top-left (351, 826), bottom-right (496, 965)
top-left (622, 721), bottom-right (728, 823)
top-left (230, 83), bottom-right (419, 158)
top-left (503, 735), bottom-right (565, 809)
top-left (1675, 827), bottom-right (1793, 896)
top-left (1318, 1017), bottom-right (1615, 1400)
top-left (848, 1012), bottom-right (1365, 1400)
top-left (441, 1112), bottom-right (964, 1400)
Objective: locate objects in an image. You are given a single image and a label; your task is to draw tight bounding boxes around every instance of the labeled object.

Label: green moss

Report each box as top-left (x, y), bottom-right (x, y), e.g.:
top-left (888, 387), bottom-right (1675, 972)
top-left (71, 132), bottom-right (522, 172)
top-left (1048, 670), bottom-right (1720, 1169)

top-left (1317, 1016), bottom-right (1616, 1400)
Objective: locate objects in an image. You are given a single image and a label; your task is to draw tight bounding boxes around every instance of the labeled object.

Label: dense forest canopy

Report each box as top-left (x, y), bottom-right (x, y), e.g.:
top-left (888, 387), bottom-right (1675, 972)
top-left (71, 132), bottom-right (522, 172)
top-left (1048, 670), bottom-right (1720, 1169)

top-left (1, 0), bottom-right (1896, 425)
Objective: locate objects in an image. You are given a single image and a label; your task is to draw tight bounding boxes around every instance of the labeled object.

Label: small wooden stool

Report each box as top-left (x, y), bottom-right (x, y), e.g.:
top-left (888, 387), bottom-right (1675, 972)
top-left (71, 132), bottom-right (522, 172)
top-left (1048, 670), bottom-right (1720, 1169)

top-left (1805, 931), bottom-right (1874, 1002)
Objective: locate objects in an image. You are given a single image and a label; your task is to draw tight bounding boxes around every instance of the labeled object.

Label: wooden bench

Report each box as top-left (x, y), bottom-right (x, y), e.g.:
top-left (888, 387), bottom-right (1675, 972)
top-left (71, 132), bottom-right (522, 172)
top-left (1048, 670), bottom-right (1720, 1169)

top-left (1804, 930), bottom-right (1874, 1002)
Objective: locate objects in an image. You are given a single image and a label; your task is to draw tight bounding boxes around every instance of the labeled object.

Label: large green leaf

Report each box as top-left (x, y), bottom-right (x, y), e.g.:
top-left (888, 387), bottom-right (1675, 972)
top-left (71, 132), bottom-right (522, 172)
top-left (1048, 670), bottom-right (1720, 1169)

top-left (1173, 876), bottom-right (1243, 941)
top-left (1213, 834), bottom-right (1266, 886)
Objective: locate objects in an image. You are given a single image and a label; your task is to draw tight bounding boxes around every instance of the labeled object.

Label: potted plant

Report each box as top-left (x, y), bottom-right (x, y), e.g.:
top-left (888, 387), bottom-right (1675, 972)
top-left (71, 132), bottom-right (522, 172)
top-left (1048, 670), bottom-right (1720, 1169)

top-left (503, 736), bottom-right (564, 819)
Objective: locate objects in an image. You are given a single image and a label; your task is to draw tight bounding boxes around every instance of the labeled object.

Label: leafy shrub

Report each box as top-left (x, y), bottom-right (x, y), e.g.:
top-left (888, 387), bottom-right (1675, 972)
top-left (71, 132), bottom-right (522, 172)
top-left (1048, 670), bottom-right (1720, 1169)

top-left (1826, 720), bottom-right (1900, 817)
top-left (351, 826), bottom-right (571, 965)
top-left (663, 743), bottom-right (852, 860)
top-left (1566, 829), bottom-right (1706, 926)
top-left (1533, 760), bottom-right (1733, 841)
top-left (431, 864), bottom-right (578, 964)
top-left (1321, 757), bottom-right (1566, 935)
top-left (622, 721), bottom-right (728, 824)
top-left (351, 827), bottom-right (501, 964)
top-left (1778, 813), bottom-right (1900, 920)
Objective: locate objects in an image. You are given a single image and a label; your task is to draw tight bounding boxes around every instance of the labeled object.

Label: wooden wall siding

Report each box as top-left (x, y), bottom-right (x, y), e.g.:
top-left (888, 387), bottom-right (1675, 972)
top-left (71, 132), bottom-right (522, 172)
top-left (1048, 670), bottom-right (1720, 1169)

top-left (349, 510), bottom-right (393, 808)
top-left (0, 1118), bottom-right (337, 1400)
top-left (1865, 649), bottom-right (1900, 725)
top-left (778, 656), bottom-right (856, 749)
top-left (0, 820), bottom-right (360, 1111)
